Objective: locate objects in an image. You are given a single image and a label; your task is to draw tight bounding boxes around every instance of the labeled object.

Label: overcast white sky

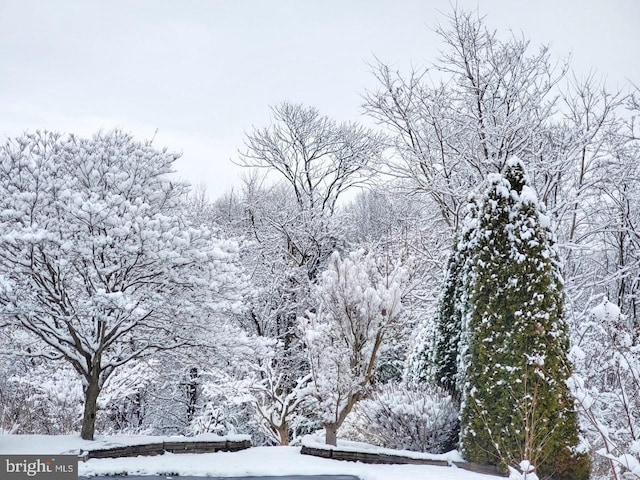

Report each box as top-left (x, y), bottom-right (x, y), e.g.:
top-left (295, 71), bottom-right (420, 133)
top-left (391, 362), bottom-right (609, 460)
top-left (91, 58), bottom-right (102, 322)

top-left (1, 0), bottom-right (638, 199)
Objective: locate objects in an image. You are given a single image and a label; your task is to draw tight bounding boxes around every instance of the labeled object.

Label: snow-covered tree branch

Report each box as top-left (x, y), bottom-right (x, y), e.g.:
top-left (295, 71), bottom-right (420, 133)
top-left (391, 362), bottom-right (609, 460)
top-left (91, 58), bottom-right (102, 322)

top-left (0, 130), bottom-right (245, 439)
top-left (300, 249), bottom-right (409, 445)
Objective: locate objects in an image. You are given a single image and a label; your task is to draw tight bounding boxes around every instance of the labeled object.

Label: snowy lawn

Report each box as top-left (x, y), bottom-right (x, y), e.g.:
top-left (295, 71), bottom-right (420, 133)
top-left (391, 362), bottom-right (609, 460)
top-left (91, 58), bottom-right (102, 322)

top-left (0, 434), bottom-right (502, 480)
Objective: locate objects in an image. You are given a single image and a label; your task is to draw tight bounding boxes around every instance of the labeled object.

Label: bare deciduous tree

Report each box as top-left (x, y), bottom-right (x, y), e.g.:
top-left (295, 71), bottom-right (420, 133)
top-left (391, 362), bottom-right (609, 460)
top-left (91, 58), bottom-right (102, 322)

top-left (364, 8), bottom-right (566, 231)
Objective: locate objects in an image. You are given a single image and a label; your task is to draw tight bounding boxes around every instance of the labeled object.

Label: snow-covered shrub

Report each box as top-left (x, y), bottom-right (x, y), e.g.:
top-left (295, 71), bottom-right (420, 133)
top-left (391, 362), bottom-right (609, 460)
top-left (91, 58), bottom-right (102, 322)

top-left (341, 382), bottom-right (458, 453)
top-left (508, 460), bottom-right (539, 480)
top-left (189, 402), bottom-right (235, 436)
top-left (187, 367), bottom-right (274, 445)
top-left (3, 361), bottom-right (83, 434)
top-left (0, 345), bottom-right (34, 434)
top-left (0, 330), bottom-right (84, 434)
top-left (96, 358), bottom-right (161, 434)
top-left (189, 398), bottom-right (271, 446)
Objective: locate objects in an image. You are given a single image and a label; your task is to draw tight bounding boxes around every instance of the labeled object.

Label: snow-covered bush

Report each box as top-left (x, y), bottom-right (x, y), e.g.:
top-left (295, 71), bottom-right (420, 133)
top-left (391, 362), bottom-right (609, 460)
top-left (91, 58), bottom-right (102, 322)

top-left (185, 367), bottom-right (270, 445)
top-left (508, 460), bottom-right (539, 480)
top-left (96, 358), bottom-right (161, 434)
top-left (341, 382), bottom-right (458, 453)
top-left (2, 360), bottom-right (83, 434)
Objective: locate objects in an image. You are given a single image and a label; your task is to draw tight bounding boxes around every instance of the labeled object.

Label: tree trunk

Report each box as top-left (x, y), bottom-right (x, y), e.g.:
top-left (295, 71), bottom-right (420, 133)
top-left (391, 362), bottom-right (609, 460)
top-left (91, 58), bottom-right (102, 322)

top-left (325, 423), bottom-right (338, 446)
top-left (81, 364), bottom-right (101, 440)
top-left (277, 422), bottom-right (289, 446)
top-left (186, 367), bottom-right (198, 423)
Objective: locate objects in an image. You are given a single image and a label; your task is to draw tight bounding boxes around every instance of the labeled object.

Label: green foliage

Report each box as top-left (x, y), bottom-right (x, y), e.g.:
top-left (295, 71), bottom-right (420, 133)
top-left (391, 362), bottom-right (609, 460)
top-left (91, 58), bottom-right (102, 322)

top-left (459, 160), bottom-right (589, 479)
top-left (404, 321), bottom-right (436, 384)
top-left (432, 252), bottom-right (464, 398)
top-left (433, 198), bottom-right (479, 401)
top-left (405, 253), bottom-right (461, 388)
top-left (407, 197), bottom-right (478, 400)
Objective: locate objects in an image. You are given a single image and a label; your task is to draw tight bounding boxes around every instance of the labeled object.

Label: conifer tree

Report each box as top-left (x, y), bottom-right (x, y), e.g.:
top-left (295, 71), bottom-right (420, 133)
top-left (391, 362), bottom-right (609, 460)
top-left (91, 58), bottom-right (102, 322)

top-left (404, 318), bottom-right (437, 384)
top-left (432, 251), bottom-right (463, 397)
top-left (406, 197), bottom-right (478, 399)
top-left (459, 159), bottom-right (589, 479)
top-left (435, 198), bottom-right (479, 402)
top-left (404, 249), bottom-right (463, 388)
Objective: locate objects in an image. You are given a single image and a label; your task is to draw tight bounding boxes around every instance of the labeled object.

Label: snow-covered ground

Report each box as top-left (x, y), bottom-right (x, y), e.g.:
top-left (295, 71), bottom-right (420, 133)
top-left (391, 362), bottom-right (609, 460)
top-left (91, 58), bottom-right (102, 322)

top-left (0, 434), bottom-right (502, 480)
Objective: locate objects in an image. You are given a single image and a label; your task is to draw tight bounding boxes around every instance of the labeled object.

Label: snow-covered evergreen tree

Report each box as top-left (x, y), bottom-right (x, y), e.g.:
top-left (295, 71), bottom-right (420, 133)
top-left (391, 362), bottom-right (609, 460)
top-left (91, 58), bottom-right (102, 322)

top-left (431, 250), bottom-right (464, 397)
top-left (406, 196), bottom-right (478, 401)
top-left (405, 247), bottom-right (464, 392)
top-left (460, 158), bottom-right (589, 479)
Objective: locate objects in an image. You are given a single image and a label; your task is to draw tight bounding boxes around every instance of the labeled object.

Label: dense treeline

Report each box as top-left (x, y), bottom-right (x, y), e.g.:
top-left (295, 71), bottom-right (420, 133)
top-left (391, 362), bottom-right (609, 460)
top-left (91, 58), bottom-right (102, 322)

top-left (1, 8), bottom-right (639, 480)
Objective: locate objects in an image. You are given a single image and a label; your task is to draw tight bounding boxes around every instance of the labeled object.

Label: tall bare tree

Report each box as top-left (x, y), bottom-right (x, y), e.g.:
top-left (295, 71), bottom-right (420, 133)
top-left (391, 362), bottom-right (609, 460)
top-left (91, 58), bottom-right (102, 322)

top-left (364, 8), bottom-right (566, 231)
top-left (230, 103), bottom-right (385, 444)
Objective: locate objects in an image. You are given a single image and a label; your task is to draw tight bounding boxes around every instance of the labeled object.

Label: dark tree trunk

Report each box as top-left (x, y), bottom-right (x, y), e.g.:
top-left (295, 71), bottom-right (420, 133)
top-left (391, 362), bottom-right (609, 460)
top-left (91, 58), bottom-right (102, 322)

top-left (81, 362), bottom-right (101, 440)
top-left (135, 392), bottom-right (144, 428)
top-left (186, 367), bottom-right (198, 423)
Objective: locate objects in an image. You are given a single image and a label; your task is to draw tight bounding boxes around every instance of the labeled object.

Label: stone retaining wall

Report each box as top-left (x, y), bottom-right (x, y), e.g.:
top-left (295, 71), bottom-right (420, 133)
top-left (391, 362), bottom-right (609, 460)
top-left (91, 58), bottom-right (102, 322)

top-left (80, 438), bottom-right (252, 461)
top-left (300, 445), bottom-right (503, 477)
